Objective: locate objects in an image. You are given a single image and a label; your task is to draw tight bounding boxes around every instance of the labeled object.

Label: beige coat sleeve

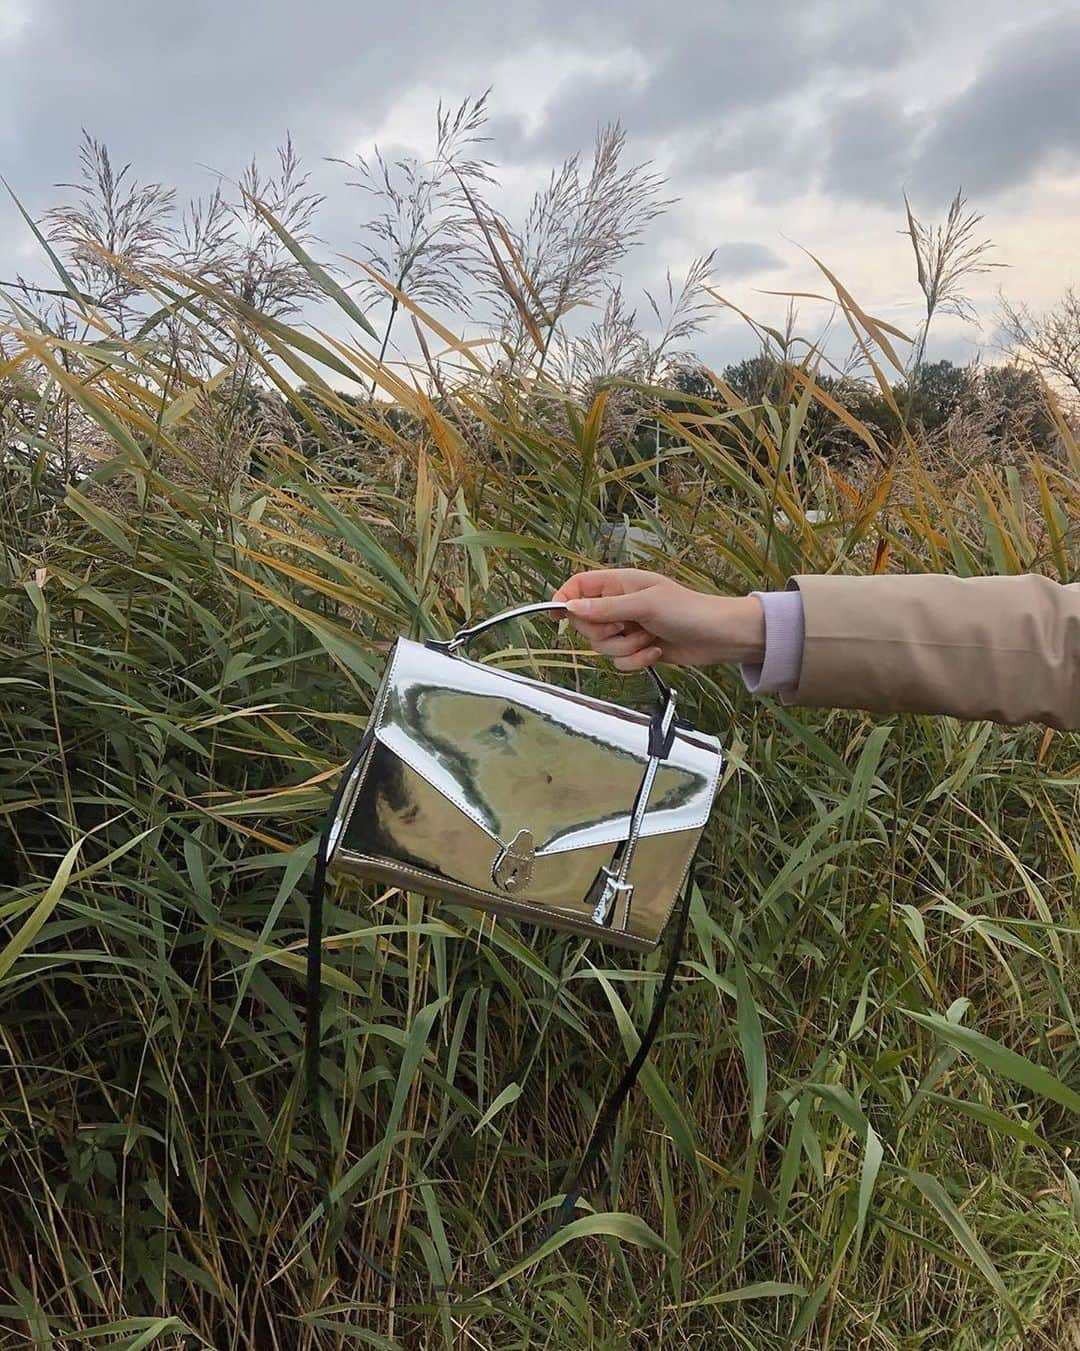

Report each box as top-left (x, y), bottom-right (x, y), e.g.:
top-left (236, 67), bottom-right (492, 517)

top-left (785, 573), bottom-right (1080, 731)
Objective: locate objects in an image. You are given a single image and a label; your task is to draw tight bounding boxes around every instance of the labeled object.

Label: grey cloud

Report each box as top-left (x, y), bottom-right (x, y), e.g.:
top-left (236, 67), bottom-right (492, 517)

top-left (670, 109), bottom-right (820, 213)
top-left (485, 0), bottom-right (927, 164)
top-left (484, 114), bottom-right (532, 162)
top-left (815, 1), bottom-right (932, 70)
top-left (693, 11), bottom-right (1079, 214)
top-left (0, 0), bottom-right (596, 209)
top-left (0, 0), bottom-right (1002, 234)
top-left (921, 326), bottom-right (986, 367)
top-left (0, 0), bottom-right (584, 292)
top-left (484, 75), bottom-right (632, 167)
top-left (821, 93), bottom-right (921, 205)
top-left (0, 0), bottom-right (1071, 321)
top-left (669, 7), bottom-right (1076, 214)
top-left (913, 14), bottom-right (1080, 203)
top-left (710, 241), bottom-right (786, 277)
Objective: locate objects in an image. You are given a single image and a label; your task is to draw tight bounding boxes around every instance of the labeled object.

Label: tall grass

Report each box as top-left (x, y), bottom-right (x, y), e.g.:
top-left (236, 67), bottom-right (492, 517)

top-left (0, 227), bottom-right (1078, 1350)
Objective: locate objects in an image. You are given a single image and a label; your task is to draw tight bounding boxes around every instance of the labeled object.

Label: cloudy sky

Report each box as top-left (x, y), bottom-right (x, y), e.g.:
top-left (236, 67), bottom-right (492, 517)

top-left (1, 0), bottom-right (1078, 375)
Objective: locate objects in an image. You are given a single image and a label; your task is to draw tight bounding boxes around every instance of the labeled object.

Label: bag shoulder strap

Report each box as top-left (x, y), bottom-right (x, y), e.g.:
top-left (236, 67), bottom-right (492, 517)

top-left (541, 855), bottom-right (694, 1243)
top-left (304, 725), bottom-right (373, 1118)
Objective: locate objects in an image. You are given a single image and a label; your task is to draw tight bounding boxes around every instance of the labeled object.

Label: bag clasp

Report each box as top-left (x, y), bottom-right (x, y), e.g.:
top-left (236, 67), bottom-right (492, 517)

top-left (492, 829), bottom-right (536, 893)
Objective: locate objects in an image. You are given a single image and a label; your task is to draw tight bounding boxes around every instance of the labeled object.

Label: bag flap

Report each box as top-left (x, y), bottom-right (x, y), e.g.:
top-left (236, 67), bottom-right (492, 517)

top-left (372, 638), bottom-right (722, 856)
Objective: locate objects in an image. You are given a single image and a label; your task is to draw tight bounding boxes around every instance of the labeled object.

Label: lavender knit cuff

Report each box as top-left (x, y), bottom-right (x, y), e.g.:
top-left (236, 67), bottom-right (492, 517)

top-left (740, 589), bottom-right (805, 695)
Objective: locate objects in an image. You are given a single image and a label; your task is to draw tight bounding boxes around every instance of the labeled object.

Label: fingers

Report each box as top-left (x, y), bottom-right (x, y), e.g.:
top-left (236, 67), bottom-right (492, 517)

top-left (565, 589), bottom-right (654, 624)
top-left (553, 572), bottom-right (614, 604)
top-left (551, 573), bottom-right (664, 667)
top-left (613, 644), bottom-right (663, 672)
top-left (559, 606), bottom-right (658, 661)
top-left (589, 627), bottom-right (655, 658)
top-left (552, 568), bottom-right (661, 605)
top-left (567, 618), bottom-right (626, 644)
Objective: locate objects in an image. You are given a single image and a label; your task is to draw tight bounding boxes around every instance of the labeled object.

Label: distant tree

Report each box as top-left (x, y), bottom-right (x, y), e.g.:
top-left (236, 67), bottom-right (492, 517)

top-left (666, 364), bottom-right (722, 402)
top-left (719, 353), bottom-right (786, 404)
top-left (894, 359), bottom-right (976, 433)
top-left (662, 353), bottom-right (1054, 465)
top-left (668, 354), bottom-right (805, 406)
top-left (975, 363), bottom-right (1057, 451)
top-left (999, 288), bottom-right (1080, 400)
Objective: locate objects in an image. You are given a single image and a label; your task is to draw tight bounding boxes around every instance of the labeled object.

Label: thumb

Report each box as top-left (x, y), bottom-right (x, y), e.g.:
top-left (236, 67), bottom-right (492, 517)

top-left (565, 590), bottom-right (654, 624)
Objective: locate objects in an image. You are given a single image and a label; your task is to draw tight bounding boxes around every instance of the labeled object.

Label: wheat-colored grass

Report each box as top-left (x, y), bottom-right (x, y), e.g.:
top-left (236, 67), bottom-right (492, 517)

top-left (0, 217), bottom-right (1078, 1350)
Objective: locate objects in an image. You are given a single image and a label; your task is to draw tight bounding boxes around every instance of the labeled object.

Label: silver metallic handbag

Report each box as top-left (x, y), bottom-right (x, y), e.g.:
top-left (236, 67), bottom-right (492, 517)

top-left (303, 600), bottom-right (725, 1272)
top-left (321, 600), bottom-right (723, 948)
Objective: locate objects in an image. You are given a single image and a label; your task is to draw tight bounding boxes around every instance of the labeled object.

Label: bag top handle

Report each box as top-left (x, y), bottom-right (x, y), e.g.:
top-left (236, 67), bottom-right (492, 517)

top-left (430, 599), bottom-right (675, 707)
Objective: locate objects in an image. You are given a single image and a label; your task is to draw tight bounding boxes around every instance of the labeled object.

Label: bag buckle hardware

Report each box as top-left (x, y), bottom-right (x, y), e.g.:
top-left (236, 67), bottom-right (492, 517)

top-left (591, 868), bottom-right (634, 927)
top-left (492, 829), bottom-right (535, 894)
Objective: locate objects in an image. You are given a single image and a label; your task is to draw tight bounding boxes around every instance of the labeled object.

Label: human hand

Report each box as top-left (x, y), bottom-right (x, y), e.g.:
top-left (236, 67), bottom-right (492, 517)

top-left (552, 568), bottom-right (765, 671)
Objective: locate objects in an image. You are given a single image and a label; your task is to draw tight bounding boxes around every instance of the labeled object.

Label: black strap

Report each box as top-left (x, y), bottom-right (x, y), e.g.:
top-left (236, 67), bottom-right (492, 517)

top-left (304, 727), bottom-right (373, 1120)
top-left (540, 854), bottom-right (695, 1242)
top-left (303, 844), bottom-right (330, 1127)
top-left (304, 736), bottom-right (695, 1287)
top-left (303, 729), bottom-right (396, 1284)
